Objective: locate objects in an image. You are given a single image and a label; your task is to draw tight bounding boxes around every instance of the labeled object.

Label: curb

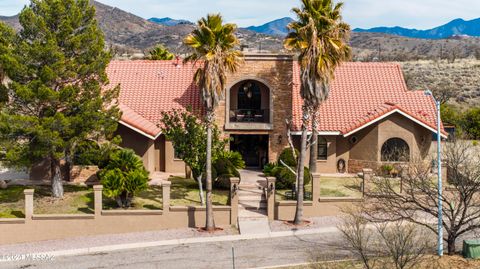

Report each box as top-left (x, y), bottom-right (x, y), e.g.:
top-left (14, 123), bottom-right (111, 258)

top-left (0, 227), bottom-right (339, 262)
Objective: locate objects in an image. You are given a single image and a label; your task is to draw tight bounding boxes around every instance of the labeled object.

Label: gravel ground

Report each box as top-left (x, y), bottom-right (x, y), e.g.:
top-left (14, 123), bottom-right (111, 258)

top-left (270, 216), bottom-right (341, 232)
top-left (0, 226), bottom-right (238, 255)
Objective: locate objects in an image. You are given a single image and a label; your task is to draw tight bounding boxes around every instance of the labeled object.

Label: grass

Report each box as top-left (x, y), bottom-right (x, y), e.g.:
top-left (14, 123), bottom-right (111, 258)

top-left (169, 177), bottom-right (229, 206)
top-left (275, 177), bottom-right (363, 201)
top-left (0, 185), bottom-right (164, 218)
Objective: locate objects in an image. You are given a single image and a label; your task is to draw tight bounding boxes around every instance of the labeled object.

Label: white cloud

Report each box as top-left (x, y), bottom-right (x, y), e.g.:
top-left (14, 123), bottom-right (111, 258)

top-left (0, 0), bottom-right (479, 29)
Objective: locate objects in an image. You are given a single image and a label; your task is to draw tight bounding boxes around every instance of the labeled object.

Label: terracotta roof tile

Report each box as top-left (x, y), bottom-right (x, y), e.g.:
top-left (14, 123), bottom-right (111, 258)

top-left (107, 60), bottom-right (444, 138)
top-left (291, 62), bottom-right (445, 135)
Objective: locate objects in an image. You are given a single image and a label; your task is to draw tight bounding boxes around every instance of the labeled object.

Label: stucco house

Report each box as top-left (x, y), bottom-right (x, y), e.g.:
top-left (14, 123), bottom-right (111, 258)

top-left (107, 54), bottom-right (446, 175)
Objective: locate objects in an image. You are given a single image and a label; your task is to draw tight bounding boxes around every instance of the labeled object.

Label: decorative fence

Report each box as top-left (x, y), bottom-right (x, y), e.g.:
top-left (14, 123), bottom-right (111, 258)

top-left (0, 180), bottom-right (240, 245)
top-left (266, 173), bottom-right (366, 221)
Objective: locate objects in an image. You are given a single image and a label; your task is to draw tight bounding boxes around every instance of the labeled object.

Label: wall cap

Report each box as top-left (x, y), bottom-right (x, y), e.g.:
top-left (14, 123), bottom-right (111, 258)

top-left (23, 189), bottom-right (34, 195)
top-left (229, 177), bottom-right (240, 184)
top-left (102, 210), bottom-right (163, 216)
top-left (93, 185), bottom-right (103, 191)
top-left (162, 181), bottom-right (172, 187)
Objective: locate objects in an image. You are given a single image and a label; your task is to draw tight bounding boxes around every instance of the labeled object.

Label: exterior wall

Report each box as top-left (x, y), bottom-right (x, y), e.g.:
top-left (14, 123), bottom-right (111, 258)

top-left (116, 125), bottom-right (186, 174)
top-left (216, 54), bottom-right (294, 163)
top-left (377, 113), bottom-right (432, 160)
top-left (164, 140), bottom-right (186, 174)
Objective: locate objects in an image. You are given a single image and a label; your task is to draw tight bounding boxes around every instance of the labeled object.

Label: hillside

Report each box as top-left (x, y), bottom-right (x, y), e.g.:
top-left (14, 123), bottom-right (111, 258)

top-left (401, 59), bottom-right (480, 106)
top-left (355, 18), bottom-right (480, 39)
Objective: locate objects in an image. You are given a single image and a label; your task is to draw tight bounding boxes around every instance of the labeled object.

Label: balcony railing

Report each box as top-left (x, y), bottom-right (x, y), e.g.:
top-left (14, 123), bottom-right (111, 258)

top-left (230, 109), bottom-right (269, 123)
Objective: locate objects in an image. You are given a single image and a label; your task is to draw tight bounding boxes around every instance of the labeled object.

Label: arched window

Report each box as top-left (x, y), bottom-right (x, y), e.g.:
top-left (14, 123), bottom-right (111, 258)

top-left (238, 81), bottom-right (261, 110)
top-left (317, 137), bottom-right (328, 160)
top-left (381, 138), bottom-right (410, 162)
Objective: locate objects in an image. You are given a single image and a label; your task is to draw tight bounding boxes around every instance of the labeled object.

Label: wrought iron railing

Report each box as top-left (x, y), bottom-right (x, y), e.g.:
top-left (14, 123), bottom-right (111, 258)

top-left (229, 109), bottom-right (269, 123)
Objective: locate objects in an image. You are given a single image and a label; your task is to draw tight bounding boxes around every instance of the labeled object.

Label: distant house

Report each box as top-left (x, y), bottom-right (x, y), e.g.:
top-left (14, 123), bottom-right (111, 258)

top-left (107, 54), bottom-right (447, 175)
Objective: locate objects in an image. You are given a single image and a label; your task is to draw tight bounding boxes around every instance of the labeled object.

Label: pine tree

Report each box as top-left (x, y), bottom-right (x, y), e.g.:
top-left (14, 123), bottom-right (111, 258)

top-left (0, 0), bottom-right (120, 198)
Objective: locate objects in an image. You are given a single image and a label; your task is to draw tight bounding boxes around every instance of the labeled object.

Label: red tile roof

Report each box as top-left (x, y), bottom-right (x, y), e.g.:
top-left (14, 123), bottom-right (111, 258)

top-left (106, 60), bottom-right (444, 139)
top-left (107, 60), bottom-right (202, 138)
top-left (292, 62), bottom-right (446, 136)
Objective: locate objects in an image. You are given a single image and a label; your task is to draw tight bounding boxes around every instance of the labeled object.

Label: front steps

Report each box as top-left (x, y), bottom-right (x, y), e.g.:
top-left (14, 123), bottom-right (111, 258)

top-left (237, 171), bottom-right (271, 235)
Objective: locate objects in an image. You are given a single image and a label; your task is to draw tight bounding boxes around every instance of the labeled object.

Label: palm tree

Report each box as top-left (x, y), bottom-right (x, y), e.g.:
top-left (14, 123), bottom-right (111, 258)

top-left (284, 0), bottom-right (351, 225)
top-left (184, 14), bottom-right (243, 231)
top-left (148, 44), bottom-right (175, 60)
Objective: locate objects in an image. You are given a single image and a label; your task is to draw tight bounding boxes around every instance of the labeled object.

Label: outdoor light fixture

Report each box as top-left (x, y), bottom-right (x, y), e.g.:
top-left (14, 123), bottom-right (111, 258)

top-left (424, 89), bottom-right (443, 257)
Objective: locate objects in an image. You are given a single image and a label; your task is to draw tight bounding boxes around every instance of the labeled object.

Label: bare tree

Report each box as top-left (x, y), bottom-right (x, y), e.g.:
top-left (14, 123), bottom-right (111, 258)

top-left (339, 206), bottom-right (432, 269)
top-left (364, 140), bottom-right (480, 254)
top-left (338, 206), bottom-right (376, 269)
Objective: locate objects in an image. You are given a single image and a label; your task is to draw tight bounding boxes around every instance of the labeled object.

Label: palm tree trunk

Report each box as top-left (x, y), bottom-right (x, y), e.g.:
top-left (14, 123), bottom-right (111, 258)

top-left (309, 113), bottom-right (318, 173)
top-left (51, 155), bottom-right (64, 198)
top-left (294, 110), bottom-right (308, 225)
top-left (196, 174), bottom-right (205, 206)
top-left (205, 111), bottom-right (215, 231)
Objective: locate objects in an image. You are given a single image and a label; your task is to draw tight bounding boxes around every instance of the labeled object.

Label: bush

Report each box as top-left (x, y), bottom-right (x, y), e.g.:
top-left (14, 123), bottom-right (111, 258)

top-left (99, 149), bottom-right (149, 208)
top-left (278, 148), bottom-right (299, 167)
top-left (263, 162), bottom-right (277, 176)
top-left (74, 137), bottom-right (121, 168)
top-left (204, 151), bottom-right (245, 190)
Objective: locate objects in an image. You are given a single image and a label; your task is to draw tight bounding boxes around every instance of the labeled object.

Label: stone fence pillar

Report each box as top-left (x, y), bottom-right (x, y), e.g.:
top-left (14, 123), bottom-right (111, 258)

top-left (362, 168), bottom-right (373, 195)
top-left (229, 177), bottom-right (240, 227)
top-left (312, 173), bottom-right (321, 205)
top-left (266, 177), bottom-right (276, 221)
top-left (93, 185), bottom-right (103, 218)
top-left (24, 189), bottom-right (34, 223)
top-left (162, 181), bottom-right (171, 215)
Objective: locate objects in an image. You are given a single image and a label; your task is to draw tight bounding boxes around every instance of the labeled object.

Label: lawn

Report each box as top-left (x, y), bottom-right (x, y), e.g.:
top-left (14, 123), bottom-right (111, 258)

top-left (0, 185), bottom-right (164, 218)
top-left (276, 177), bottom-right (363, 201)
top-left (169, 177), bottom-right (229, 206)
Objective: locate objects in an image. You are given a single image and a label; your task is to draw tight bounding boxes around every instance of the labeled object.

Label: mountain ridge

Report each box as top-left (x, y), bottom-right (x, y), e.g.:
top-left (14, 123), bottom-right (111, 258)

top-left (354, 17), bottom-right (480, 39)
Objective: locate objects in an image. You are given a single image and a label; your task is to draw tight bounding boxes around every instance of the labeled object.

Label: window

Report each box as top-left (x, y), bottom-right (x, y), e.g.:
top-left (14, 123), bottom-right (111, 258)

top-left (173, 147), bottom-right (181, 160)
top-left (317, 137), bottom-right (328, 160)
top-left (381, 138), bottom-right (410, 162)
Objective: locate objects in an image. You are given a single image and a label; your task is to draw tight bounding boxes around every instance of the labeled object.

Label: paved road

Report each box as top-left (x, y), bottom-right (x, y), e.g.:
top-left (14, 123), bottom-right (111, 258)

top-left (1, 232), bottom-right (351, 269)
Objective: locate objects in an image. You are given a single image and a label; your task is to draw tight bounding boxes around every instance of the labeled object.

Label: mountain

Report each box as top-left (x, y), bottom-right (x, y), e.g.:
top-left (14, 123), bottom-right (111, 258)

top-left (148, 17), bottom-right (192, 26)
top-left (0, 1), bottom-right (282, 53)
top-left (355, 18), bottom-right (480, 39)
top-left (246, 17), bottom-right (293, 36)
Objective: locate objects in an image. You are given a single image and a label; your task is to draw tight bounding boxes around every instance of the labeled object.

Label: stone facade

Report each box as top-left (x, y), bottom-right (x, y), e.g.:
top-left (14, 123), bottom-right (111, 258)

top-left (217, 54), bottom-right (294, 162)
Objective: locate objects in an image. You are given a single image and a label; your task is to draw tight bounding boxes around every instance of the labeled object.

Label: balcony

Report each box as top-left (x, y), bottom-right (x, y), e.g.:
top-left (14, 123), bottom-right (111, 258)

top-left (225, 80), bottom-right (273, 131)
top-left (230, 109), bottom-right (269, 123)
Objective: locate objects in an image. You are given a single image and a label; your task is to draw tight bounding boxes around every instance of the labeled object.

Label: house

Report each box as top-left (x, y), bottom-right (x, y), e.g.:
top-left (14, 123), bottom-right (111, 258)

top-left (107, 54), bottom-right (446, 175)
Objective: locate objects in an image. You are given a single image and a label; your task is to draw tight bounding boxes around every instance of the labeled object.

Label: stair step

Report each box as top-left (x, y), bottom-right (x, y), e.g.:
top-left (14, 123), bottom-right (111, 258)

top-left (238, 196), bottom-right (265, 201)
top-left (239, 201), bottom-right (267, 210)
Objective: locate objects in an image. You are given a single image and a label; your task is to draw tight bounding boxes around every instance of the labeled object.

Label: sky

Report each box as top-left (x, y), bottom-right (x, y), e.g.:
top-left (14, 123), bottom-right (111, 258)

top-left (0, 0), bottom-right (479, 29)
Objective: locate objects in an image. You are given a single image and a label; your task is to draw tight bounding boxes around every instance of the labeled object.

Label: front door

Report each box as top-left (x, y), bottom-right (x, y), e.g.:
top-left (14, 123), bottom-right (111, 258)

top-left (230, 135), bottom-right (269, 168)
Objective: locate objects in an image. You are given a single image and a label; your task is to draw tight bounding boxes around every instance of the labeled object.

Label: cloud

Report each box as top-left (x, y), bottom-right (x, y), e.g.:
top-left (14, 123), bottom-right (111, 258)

top-left (0, 0), bottom-right (479, 29)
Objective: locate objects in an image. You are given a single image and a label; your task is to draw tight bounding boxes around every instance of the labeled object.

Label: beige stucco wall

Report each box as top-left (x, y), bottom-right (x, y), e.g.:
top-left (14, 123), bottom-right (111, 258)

top-left (164, 140), bottom-right (186, 174)
top-left (377, 113), bottom-right (432, 160)
top-left (116, 125), bottom-right (186, 174)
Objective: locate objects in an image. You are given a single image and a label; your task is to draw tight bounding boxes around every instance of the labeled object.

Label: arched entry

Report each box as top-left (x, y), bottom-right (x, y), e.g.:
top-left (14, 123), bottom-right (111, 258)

top-left (228, 80), bottom-right (270, 123)
top-left (381, 138), bottom-right (410, 162)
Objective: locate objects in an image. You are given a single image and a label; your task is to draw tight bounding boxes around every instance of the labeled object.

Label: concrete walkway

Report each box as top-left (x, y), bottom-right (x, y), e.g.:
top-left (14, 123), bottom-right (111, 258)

top-left (237, 169), bottom-right (271, 235)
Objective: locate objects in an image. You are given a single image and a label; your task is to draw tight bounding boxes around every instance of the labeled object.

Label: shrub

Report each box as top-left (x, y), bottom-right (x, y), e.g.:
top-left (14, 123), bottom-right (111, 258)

top-left (274, 166), bottom-right (311, 189)
top-left (263, 162), bottom-right (277, 176)
top-left (99, 149), bottom-right (149, 208)
top-left (205, 151), bottom-right (245, 190)
top-left (74, 137), bottom-right (121, 168)
top-left (278, 148), bottom-right (299, 167)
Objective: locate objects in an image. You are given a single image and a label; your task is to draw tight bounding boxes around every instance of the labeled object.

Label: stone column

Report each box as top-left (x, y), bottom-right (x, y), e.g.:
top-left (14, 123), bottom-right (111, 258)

top-left (229, 177), bottom-right (240, 227)
top-left (93, 185), bottom-right (103, 218)
top-left (24, 189), bottom-right (34, 223)
top-left (266, 177), bottom-right (276, 221)
top-left (362, 168), bottom-right (373, 195)
top-left (312, 173), bottom-right (321, 206)
top-left (162, 181), bottom-right (171, 215)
